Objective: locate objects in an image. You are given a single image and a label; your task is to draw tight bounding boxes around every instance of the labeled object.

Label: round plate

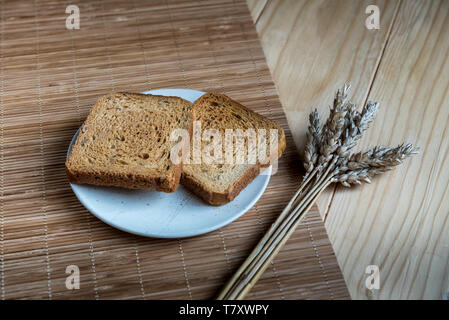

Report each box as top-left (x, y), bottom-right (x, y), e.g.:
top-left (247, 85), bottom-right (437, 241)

top-left (68, 89), bottom-right (271, 238)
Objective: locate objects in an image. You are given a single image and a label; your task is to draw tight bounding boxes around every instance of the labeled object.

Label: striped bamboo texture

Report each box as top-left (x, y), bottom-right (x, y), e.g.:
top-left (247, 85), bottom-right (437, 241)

top-left (0, 0), bottom-right (349, 299)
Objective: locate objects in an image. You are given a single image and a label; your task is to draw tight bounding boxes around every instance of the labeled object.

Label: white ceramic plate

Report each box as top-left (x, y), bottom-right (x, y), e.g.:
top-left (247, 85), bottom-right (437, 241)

top-left (67, 89), bottom-right (271, 238)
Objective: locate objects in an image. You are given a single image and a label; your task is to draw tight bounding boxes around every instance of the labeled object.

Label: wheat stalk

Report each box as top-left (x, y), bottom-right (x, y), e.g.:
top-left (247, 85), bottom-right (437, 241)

top-left (338, 101), bottom-right (379, 157)
top-left (303, 109), bottom-right (320, 175)
top-left (216, 84), bottom-right (418, 300)
top-left (318, 84), bottom-right (350, 166)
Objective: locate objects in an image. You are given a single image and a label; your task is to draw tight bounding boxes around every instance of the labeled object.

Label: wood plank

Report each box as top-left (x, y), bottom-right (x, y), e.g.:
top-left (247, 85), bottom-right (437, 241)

top-left (325, 0), bottom-right (449, 299)
top-left (251, 0), bottom-right (399, 218)
top-left (246, 0), bottom-right (268, 23)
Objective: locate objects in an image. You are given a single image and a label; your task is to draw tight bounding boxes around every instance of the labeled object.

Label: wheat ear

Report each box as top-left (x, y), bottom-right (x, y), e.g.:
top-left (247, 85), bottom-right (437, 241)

top-left (216, 84), bottom-right (418, 300)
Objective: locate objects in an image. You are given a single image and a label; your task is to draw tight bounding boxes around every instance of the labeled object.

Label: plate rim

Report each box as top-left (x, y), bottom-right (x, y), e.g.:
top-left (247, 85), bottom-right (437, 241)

top-left (68, 88), bottom-right (271, 238)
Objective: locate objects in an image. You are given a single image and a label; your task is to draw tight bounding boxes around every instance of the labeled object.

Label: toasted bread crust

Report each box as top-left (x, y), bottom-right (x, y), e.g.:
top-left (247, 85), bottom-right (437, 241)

top-left (181, 92), bottom-right (286, 205)
top-left (66, 164), bottom-right (179, 192)
top-left (181, 163), bottom-right (261, 205)
top-left (65, 92), bottom-right (192, 193)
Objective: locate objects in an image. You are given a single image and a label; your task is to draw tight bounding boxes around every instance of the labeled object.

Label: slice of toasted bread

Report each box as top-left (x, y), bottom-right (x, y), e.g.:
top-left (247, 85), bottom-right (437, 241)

top-left (65, 92), bottom-right (192, 193)
top-left (181, 93), bottom-right (286, 205)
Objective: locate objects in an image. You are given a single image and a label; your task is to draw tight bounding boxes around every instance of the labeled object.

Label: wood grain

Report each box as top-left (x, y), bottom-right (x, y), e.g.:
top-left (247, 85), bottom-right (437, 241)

top-left (249, 0), bottom-right (399, 217)
top-left (325, 0), bottom-right (449, 299)
top-left (0, 0), bottom-right (349, 299)
top-left (247, 0), bottom-right (268, 23)
top-left (251, 0), bottom-right (449, 299)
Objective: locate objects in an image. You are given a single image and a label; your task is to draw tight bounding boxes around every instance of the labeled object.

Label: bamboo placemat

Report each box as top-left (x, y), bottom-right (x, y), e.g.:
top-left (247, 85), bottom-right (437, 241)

top-left (0, 0), bottom-right (349, 299)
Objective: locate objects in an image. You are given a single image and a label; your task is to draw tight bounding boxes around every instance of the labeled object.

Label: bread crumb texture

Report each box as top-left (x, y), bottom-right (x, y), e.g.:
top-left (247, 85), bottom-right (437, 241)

top-left (182, 93), bottom-right (286, 205)
top-left (65, 92), bottom-right (192, 192)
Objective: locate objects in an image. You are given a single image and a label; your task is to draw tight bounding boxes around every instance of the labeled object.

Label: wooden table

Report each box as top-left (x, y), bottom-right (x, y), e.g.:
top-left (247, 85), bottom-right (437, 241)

top-left (248, 0), bottom-right (449, 299)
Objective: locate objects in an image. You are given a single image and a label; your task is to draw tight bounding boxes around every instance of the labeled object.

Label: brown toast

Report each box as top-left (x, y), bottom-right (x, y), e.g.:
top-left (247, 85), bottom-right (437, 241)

top-left (181, 93), bottom-right (286, 205)
top-left (65, 92), bottom-right (192, 193)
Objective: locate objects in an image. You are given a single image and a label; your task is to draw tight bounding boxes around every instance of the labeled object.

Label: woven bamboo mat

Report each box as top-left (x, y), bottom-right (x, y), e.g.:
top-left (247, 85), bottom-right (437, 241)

top-left (0, 0), bottom-right (349, 299)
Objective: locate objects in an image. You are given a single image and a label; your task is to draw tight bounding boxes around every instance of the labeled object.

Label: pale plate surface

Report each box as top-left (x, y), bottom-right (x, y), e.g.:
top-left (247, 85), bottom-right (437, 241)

top-left (68, 89), bottom-right (271, 238)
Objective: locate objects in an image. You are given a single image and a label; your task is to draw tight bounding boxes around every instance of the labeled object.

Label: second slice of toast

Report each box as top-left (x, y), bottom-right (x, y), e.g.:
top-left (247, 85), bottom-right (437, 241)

top-left (181, 93), bottom-right (286, 205)
top-left (66, 92), bottom-right (192, 192)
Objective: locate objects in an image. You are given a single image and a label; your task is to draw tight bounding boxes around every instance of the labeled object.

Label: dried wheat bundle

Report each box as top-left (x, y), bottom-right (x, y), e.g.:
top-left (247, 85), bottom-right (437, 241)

top-left (217, 84), bottom-right (418, 300)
